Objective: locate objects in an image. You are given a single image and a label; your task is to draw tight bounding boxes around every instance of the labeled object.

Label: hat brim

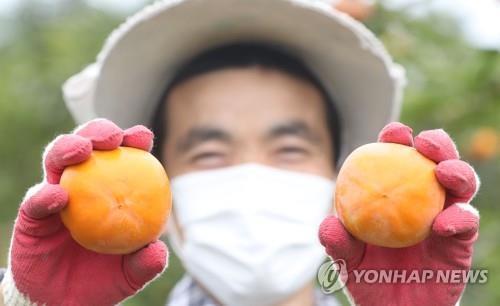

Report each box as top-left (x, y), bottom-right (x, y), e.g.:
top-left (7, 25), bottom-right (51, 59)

top-left (64, 0), bottom-right (405, 164)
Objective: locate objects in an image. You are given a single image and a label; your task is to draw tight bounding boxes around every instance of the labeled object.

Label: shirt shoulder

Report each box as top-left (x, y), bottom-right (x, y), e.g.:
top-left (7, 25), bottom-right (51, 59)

top-left (166, 274), bottom-right (340, 306)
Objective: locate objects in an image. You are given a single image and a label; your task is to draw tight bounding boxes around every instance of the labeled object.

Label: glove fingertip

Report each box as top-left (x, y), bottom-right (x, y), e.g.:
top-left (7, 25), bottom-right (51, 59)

top-left (378, 122), bottom-right (414, 146)
top-left (318, 216), bottom-right (341, 247)
top-left (435, 160), bottom-right (478, 201)
top-left (415, 129), bottom-right (459, 162)
top-left (432, 203), bottom-right (479, 238)
top-left (75, 118), bottom-right (124, 150)
top-left (124, 240), bottom-right (168, 290)
top-left (319, 216), bottom-right (364, 260)
top-left (43, 134), bottom-right (92, 183)
top-left (22, 183), bottom-right (68, 219)
top-left (122, 125), bottom-right (154, 152)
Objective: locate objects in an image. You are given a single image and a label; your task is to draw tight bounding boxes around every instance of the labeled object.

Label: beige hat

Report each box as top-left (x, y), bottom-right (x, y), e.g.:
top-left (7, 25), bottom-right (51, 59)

top-left (62, 0), bottom-right (406, 163)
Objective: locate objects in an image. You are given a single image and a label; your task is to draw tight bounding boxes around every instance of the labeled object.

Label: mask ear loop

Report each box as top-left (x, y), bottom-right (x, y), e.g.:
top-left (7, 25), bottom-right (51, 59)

top-left (165, 209), bottom-right (185, 259)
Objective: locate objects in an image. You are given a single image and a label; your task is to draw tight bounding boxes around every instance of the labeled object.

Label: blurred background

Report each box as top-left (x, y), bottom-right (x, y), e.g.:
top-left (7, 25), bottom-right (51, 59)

top-left (0, 0), bottom-right (498, 305)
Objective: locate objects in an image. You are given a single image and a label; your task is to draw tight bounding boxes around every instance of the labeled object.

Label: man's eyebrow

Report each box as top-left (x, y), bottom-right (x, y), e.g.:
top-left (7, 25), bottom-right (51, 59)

top-left (177, 126), bottom-right (232, 153)
top-left (266, 120), bottom-right (321, 144)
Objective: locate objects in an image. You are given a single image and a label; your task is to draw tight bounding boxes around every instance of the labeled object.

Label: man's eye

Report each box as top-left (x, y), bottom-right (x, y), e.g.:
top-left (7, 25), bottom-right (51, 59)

top-left (276, 147), bottom-right (309, 161)
top-left (191, 152), bottom-right (227, 167)
top-left (277, 146), bottom-right (307, 154)
top-left (192, 152), bottom-right (223, 161)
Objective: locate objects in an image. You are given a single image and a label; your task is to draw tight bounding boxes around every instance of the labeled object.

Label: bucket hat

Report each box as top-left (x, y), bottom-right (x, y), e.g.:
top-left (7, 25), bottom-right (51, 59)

top-left (63, 0), bottom-right (406, 163)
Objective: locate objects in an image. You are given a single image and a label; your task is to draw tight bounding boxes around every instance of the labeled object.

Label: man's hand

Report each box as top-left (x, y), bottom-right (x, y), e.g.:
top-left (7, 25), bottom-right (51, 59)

top-left (319, 122), bottom-right (479, 306)
top-left (2, 119), bottom-right (168, 306)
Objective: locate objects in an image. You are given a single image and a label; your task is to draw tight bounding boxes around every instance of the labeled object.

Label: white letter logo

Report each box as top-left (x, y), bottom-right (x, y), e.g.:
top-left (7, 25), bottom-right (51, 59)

top-left (317, 258), bottom-right (348, 294)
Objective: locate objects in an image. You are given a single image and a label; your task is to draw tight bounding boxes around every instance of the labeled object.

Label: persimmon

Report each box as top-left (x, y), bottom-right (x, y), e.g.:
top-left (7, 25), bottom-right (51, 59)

top-left (335, 143), bottom-right (445, 248)
top-left (334, 0), bottom-right (375, 21)
top-left (468, 127), bottom-right (498, 161)
top-left (60, 147), bottom-right (171, 254)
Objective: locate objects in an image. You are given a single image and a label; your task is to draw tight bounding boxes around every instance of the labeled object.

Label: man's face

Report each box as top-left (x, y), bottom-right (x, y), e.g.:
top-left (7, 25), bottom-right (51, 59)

top-left (161, 67), bottom-right (335, 179)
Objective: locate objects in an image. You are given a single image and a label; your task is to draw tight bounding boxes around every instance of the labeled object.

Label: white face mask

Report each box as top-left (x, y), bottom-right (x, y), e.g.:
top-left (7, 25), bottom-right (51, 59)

top-left (168, 163), bottom-right (335, 306)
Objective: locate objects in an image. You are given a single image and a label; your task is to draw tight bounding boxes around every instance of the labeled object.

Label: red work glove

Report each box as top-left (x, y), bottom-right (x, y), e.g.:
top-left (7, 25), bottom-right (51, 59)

top-left (1, 119), bottom-right (168, 306)
top-left (319, 122), bottom-right (480, 306)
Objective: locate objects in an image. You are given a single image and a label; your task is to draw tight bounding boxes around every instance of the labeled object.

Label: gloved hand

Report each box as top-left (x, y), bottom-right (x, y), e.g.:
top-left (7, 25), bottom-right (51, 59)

top-left (1, 119), bottom-right (168, 306)
top-left (319, 122), bottom-right (480, 306)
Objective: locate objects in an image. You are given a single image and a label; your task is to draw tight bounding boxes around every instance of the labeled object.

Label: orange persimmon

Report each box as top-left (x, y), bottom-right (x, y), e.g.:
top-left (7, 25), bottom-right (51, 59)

top-left (335, 143), bottom-right (445, 248)
top-left (60, 147), bottom-right (171, 254)
top-left (468, 127), bottom-right (498, 161)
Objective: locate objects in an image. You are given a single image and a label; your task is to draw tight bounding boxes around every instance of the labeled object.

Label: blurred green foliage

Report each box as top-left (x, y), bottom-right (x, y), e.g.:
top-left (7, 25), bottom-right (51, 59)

top-left (0, 1), bottom-right (498, 305)
top-left (367, 8), bottom-right (500, 305)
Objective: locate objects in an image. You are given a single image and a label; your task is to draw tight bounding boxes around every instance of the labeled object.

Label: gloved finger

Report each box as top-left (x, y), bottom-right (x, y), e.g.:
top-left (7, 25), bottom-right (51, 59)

top-left (75, 118), bottom-right (124, 150)
top-left (377, 122), bottom-right (414, 146)
top-left (16, 183), bottom-right (68, 237)
top-left (414, 129), bottom-right (459, 163)
top-left (43, 134), bottom-right (92, 184)
top-left (435, 160), bottom-right (479, 203)
top-left (123, 240), bottom-right (168, 291)
top-left (319, 216), bottom-right (365, 270)
top-left (432, 203), bottom-right (479, 240)
top-left (122, 125), bottom-right (154, 152)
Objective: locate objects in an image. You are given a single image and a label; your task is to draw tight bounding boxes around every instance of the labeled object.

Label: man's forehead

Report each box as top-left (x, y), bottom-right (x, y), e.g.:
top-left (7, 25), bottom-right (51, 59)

top-left (166, 67), bottom-right (323, 105)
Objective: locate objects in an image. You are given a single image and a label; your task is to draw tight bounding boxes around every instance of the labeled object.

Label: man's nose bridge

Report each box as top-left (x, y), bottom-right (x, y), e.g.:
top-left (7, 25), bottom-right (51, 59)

top-left (235, 142), bottom-right (269, 165)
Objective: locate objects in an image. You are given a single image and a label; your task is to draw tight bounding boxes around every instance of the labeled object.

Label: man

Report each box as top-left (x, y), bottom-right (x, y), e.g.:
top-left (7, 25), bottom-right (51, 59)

top-left (1, 0), bottom-right (479, 305)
